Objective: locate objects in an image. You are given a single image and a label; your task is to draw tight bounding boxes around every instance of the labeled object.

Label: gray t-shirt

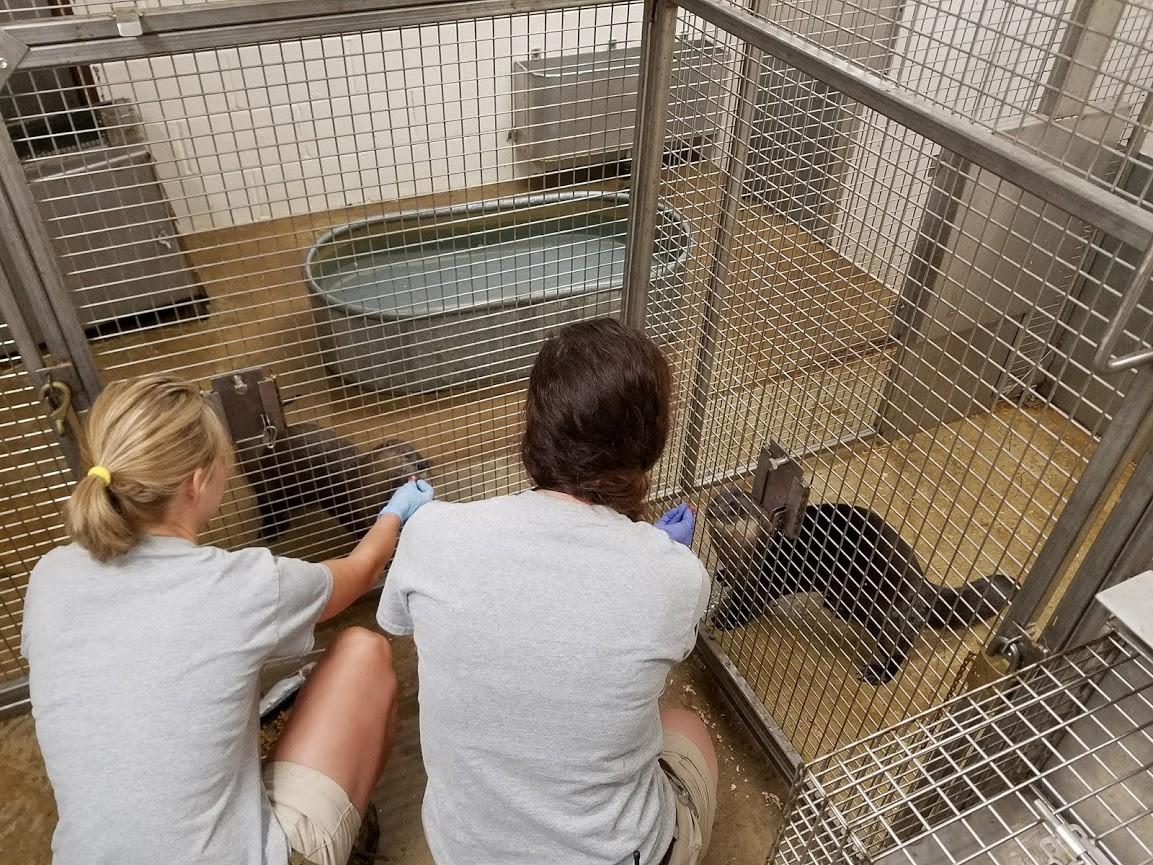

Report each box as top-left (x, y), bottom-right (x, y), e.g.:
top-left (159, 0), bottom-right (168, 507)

top-left (377, 490), bottom-right (710, 865)
top-left (21, 535), bottom-right (332, 865)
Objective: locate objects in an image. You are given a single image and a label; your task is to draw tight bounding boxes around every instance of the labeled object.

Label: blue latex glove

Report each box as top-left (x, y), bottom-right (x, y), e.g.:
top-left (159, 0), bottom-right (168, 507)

top-left (380, 478), bottom-right (434, 526)
top-left (655, 502), bottom-right (696, 546)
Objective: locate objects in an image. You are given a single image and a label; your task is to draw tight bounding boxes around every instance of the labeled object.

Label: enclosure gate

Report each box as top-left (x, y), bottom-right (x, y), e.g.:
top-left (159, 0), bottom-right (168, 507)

top-left (622, 0), bottom-right (1153, 770)
top-left (0, 0), bottom-right (1151, 847)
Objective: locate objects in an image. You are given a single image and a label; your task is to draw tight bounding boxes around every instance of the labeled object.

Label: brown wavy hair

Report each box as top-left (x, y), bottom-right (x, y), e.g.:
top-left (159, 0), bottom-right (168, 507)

top-left (521, 318), bottom-right (671, 520)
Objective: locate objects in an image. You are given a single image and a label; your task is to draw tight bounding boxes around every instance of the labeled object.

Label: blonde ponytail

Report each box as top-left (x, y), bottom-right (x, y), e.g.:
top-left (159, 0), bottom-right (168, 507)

top-left (66, 375), bottom-right (234, 561)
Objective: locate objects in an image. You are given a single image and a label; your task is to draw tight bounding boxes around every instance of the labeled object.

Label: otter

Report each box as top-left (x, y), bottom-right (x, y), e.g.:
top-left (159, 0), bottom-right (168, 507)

top-left (706, 490), bottom-right (1017, 686)
top-left (238, 422), bottom-right (430, 541)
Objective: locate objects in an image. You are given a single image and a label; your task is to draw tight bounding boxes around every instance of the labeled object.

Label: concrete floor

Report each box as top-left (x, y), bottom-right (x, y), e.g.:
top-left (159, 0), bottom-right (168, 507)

top-left (0, 595), bottom-right (788, 865)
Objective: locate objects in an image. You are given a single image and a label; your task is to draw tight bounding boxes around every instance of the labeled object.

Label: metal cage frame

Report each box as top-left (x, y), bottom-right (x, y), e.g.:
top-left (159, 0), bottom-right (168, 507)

top-left (623, 0), bottom-right (1153, 773)
top-left (0, 0), bottom-right (1147, 799)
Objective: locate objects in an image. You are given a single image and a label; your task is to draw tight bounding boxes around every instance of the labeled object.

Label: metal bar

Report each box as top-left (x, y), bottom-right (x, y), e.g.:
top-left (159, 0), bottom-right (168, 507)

top-left (1120, 91), bottom-right (1153, 169)
top-left (2, 0), bottom-right (501, 45)
top-left (1051, 455), bottom-right (1153, 652)
top-left (0, 258), bottom-right (84, 474)
top-left (15, 0), bottom-right (620, 68)
top-left (0, 126), bottom-right (101, 406)
top-left (621, 0), bottom-right (677, 330)
top-left (1036, 0), bottom-right (1125, 120)
top-left (694, 633), bottom-right (803, 781)
top-left (678, 0), bottom-right (766, 490)
top-left (0, 676), bottom-right (29, 718)
top-left (876, 151), bottom-right (969, 439)
top-left (0, 197), bottom-right (71, 374)
top-left (1076, 100), bottom-right (1153, 376)
top-left (1092, 243), bottom-right (1153, 373)
top-left (993, 365), bottom-right (1153, 655)
top-left (0, 253), bottom-right (47, 382)
top-left (673, 0), bottom-right (1153, 252)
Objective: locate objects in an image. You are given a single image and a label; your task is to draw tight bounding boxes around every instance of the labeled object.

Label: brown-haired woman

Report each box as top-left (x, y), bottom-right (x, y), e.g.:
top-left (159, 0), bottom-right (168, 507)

top-left (22, 374), bottom-right (433, 865)
top-left (377, 318), bottom-right (718, 865)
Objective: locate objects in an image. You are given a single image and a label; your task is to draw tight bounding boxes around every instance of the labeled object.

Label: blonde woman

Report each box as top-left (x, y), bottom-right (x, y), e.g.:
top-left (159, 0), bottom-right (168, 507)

top-left (21, 374), bottom-right (432, 865)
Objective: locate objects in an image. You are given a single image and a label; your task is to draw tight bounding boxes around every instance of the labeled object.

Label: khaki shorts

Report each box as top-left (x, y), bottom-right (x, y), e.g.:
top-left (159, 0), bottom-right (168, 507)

top-left (660, 731), bottom-right (718, 865)
top-left (264, 761), bottom-right (362, 865)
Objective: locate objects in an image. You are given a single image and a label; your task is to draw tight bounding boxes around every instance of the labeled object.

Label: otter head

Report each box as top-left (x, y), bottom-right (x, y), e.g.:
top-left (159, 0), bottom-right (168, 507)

top-left (371, 438), bottom-right (431, 478)
top-left (705, 489), bottom-right (777, 587)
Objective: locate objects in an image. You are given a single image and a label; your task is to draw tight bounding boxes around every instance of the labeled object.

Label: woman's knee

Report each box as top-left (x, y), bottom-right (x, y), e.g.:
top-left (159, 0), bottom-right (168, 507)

top-left (328, 627), bottom-right (395, 678)
top-left (660, 707), bottom-right (706, 735)
top-left (661, 708), bottom-right (718, 781)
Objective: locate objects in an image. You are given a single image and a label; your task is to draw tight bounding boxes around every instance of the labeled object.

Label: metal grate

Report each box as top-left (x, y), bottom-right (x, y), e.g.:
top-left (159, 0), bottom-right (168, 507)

top-left (713, 0), bottom-right (1153, 211)
top-left (0, 3), bottom-right (729, 694)
top-left (0, 4), bottom-right (683, 572)
top-left (645, 7), bottom-right (1153, 759)
top-left (771, 629), bottom-right (1153, 865)
top-left (0, 351), bottom-right (72, 687)
top-left (0, 0), bottom-right (1148, 772)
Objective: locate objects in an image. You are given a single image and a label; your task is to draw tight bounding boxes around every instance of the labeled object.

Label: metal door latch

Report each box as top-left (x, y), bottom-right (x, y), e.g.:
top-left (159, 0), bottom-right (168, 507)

top-left (114, 8), bottom-right (144, 37)
top-left (991, 625), bottom-right (1047, 672)
top-left (1034, 799), bottom-right (1113, 865)
top-left (750, 441), bottom-right (810, 538)
top-left (207, 368), bottom-right (287, 452)
top-left (30, 364), bottom-right (88, 477)
top-left (40, 379), bottom-right (73, 437)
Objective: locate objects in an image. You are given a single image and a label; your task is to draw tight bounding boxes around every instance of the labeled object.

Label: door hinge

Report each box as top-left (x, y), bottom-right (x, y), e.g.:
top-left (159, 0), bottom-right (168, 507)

top-left (1034, 798), bottom-right (1113, 865)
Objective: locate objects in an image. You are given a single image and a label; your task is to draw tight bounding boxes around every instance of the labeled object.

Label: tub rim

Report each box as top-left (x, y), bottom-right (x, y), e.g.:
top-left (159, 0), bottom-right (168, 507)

top-left (509, 37), bottom-right (728, 81)
top-left (303, 189), bottom-right (692, 322)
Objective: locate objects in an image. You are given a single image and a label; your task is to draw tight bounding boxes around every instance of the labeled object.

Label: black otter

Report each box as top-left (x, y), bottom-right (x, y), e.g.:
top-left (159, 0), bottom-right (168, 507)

top-left (239, 422), bottom-right (430, 541)
top-left (707, 490), bottom-right (1017, 685)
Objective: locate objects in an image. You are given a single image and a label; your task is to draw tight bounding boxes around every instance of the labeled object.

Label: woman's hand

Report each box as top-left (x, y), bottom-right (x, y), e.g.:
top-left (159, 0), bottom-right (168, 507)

top-left (655, 502), bottom-right (696, 546)
top-left (380, 478), bottom-right (435, 526)
top-left (322, 478), bottom-right (434, 620)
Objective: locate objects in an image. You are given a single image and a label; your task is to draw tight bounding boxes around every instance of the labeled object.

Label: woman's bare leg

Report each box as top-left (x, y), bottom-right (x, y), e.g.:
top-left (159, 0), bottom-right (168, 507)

top-left (271, 626), bottom-right (398, 813)
top-left (660, 708), bottom-right (719, 783)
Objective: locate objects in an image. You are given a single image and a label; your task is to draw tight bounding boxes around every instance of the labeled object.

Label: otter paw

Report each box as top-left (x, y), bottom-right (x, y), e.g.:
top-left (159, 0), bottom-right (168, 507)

top-left (858, 662), bottom-right (899, 686)
top-left (709, 594), bottom-right (756, 631)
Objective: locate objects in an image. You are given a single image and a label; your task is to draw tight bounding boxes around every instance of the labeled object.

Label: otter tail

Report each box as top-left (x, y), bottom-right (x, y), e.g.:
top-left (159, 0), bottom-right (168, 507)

top-left (926, 573), bottom-right (1018, 629)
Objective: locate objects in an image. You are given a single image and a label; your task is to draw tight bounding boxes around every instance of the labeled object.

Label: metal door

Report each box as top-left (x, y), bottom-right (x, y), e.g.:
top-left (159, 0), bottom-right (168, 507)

top-left (624, 0), bottom-right (1153, 768)
top-left (0, 176), bottom-right (100, 713)
top-left (0, 0), bottom-right (661, 719)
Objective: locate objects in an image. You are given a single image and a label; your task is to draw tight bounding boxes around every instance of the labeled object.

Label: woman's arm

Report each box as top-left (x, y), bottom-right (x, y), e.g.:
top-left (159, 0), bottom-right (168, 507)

top-left (318, 478), bottom-right (434, 621)
top-left (319, 513), bottom-right (402, 621)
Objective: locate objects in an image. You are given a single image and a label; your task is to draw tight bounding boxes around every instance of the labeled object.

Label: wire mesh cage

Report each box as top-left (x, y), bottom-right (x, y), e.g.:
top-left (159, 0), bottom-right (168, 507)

top-left (0, 0), bottom-right (1149, 781)
top-left (0, 0), bottom-right (695, 691)
top-left (0, 4), bottom-right (680, 544)
top-left (719, 0), bottom-right (1153, 209)
top-left (636, 1), bottom-right (1153, 760)
top-left (771, 628), bottom-right (1153, 865)
top-left (0, 354), bottom-right (72, 698)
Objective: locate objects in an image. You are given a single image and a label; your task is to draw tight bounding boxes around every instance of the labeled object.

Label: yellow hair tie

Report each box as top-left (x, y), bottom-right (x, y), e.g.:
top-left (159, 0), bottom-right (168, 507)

top-left (87, 466), bottom-right (111, 486)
